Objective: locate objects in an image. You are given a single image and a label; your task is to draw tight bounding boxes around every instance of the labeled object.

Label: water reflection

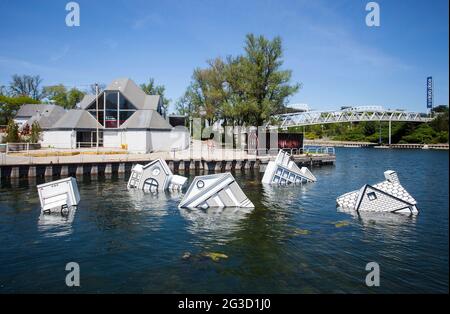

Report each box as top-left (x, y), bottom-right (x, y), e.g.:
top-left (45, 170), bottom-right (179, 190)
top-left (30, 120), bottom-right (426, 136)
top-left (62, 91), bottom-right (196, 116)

top-left (338, 207), bottom-right (418, 238)
top-left (179, 207), bottom-right (253, 243)
top-left (261, 183), bottom-right (314, 208)
top-left (37, 207), bottom-right (76, 237)
top-left (126, 189), bottom-right (182, 214)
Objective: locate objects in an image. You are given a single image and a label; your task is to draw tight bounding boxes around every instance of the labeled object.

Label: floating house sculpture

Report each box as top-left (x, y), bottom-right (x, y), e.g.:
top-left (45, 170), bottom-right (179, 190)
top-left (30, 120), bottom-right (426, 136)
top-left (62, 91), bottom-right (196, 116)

top-left (37, 177), bottom-right (80, 214)
top-left (127, 159), bottom-right (187, 192)
top-left (262, 150), bottom-right (316, 185)
top-left (336, 170), bottom-right (418, 215)
top-left (179, 173), bottom-right (254, 209)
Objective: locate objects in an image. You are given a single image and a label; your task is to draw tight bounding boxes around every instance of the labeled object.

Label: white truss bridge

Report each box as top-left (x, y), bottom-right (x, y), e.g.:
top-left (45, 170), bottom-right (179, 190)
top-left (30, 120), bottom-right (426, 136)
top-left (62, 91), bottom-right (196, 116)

top-left (274, 106), bottom-right (432, 129)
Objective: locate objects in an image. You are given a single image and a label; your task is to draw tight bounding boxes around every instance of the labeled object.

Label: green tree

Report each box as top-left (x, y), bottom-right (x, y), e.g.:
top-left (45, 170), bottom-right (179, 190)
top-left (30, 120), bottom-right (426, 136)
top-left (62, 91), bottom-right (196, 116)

top-left (4, 120), bottom-right (20, 143)
top-left (29, 121), bottom-right (42, 143)
top-left (240, 34), bottom-right (300, 126)
top-left (0, 95), bottom-right (40, 125)
top-left (140, 78), bottom-right (170, 113)
top-left (179, 34), bottom-right (300, 126)
top-left (43, 85), bottom-right (85, 109)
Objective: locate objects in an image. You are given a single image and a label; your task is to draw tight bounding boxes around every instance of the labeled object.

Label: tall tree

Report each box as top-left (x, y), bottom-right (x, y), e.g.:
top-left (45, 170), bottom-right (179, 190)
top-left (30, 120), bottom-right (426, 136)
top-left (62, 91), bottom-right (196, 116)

top-left (241, 34), bottom-right (300, 126)
top-left (140, 78), bottom-right (170, 113)
top-left (178, 34), bottom-right (300, 126)
top-left (43, 85), bottom-right (85, 109)
top-left (9, 74), bottom-right (43, 100)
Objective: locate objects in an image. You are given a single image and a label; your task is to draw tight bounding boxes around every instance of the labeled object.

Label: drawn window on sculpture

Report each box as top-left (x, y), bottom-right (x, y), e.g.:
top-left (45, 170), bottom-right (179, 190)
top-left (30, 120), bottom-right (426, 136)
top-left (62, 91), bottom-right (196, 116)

top-left (197, 180), bottom-right (205, 189)
top-left (367, 192), bottom-right (377, 201)
top-left (152, 167), bottom-right (160, 176)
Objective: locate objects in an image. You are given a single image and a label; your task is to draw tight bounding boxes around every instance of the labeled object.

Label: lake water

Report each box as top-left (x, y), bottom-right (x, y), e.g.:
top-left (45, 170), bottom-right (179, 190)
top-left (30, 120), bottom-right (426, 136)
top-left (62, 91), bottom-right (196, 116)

top-left (0, 148), bottom-right (448, 293)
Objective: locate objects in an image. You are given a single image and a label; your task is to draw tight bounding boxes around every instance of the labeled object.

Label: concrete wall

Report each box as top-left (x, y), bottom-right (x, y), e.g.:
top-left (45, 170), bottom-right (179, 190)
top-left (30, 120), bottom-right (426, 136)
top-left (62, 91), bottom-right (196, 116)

top-left (41, 130), bottom-right (75, 148)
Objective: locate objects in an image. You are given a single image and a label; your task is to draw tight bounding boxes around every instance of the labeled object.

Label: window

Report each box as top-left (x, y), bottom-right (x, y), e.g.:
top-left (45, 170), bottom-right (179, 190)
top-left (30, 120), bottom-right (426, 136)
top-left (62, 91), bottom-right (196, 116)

top-left (119, 94), bottom-right (136, 110)
top-left (119, 111), bottom-right (135, 126)
top-left (196, 180), bottom-right (205, 188)
top-left (86, 93), bottom-right (104, 110)
top-left (86, 92), bottom-right (136, 128)
top-left (367, 192), bottom-right (377, 201)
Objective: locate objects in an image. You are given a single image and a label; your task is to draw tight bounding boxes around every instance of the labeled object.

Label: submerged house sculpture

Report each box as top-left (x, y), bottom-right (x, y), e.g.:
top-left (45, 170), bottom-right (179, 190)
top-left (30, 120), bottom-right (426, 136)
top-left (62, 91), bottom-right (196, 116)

top-left (336, 170), bottom-right (418, 215)
top-left (262, 150), bottom-right (316, 184)
top-left (37, 177), bottom-right (80, 214)
top-left (127, 159), bottom-right (187, 192)
top-left (179, 173), bottom-right (254, 209)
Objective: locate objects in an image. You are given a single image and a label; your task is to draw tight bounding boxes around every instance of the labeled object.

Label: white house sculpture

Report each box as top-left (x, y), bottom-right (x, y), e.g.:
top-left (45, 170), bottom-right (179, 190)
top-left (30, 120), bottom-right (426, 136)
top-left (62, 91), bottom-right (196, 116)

top-left (336, 170), bottom-right (419, 215)
top-left (127, 159), bottom-right (187, 192)
top-left (262, 150), bottom-right (317, 184)
top-left (37, 177), bottom-right (80, 214)
top-left (179, 173), bottom-right (254, 209)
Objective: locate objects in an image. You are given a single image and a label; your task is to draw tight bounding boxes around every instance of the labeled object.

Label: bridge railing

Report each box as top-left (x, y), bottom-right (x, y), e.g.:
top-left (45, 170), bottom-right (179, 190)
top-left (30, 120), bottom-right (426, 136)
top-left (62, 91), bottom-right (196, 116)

top-left (274, 109), bottom-right (433, 129)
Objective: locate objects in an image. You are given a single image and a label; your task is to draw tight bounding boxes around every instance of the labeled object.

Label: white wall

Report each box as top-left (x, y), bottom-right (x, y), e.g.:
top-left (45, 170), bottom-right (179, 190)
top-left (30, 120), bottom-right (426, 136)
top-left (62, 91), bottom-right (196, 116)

top-left (103, 130), bottom-right (121, 148)
top-left (41, 128), bottom-right (190, 153)
top-left (123, 130), bottom-right (148, 153)
top-left (148, 127), bottom-right (189, 152)
top-left (41, 130), bottom-right (75, 149)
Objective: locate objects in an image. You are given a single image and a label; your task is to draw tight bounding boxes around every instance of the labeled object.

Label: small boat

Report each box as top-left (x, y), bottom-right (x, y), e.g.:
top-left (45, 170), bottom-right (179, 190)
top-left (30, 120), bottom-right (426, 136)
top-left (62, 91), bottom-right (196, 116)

top-left (37, 177), bottom-right (80, 214)
top-left (262, 150), bottom-right (316, 185)
top-left (336, 170), bottom-right (418, 215)
top-left (127, 159), bottom-right (187, 192)
top-left (179, 173), bottom-right (254, 209)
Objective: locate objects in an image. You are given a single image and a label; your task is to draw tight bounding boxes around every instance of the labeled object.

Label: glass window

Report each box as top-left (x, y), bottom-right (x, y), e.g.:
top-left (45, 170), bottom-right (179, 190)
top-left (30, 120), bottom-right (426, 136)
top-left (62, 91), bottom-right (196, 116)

top-left (119, 111), bottom-right (135, 126)
top-left (89, 110), bottom-right (104, 126)
top-left (105, 110), bottom-right (118, 128)
top-left (105, 92), bottom-right (118, 110)
top-left (86, 93), bottom-right (104, 110)
top-left (119, 93), bottom-right (136, 110)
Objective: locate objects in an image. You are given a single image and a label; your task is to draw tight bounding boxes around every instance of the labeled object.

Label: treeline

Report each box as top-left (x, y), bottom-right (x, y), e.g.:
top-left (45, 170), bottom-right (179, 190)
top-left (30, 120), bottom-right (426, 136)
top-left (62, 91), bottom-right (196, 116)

top-left (0, 75), bottom-right (169, 126)
top-left (175, 34), bottom-right (300, 127)
top-left (293, 106), bottom-right (449, 144)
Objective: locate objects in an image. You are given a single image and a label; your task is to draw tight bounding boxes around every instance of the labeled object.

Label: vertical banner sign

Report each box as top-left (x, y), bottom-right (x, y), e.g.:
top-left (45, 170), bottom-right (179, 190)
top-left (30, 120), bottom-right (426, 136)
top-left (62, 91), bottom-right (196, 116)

top-left (427, 76), bottom-right (433, 109)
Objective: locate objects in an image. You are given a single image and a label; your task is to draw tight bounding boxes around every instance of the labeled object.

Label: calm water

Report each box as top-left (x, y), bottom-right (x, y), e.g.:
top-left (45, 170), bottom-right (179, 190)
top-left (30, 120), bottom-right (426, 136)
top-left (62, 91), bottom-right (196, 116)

top-left (0, 148), bottom-right (448, 293)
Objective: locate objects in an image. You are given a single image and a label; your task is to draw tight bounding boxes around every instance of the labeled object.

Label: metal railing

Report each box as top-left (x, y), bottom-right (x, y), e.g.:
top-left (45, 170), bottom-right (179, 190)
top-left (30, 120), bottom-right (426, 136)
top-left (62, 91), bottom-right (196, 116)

top-left (274, 109), bottom-right (433, 129)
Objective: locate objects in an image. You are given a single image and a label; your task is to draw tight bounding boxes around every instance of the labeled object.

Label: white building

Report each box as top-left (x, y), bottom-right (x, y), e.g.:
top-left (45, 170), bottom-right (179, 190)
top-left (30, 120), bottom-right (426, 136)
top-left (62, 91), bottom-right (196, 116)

top-left (41, 78), bottom-right (189, 153)
top-left (14, 104), bottom-right (66, 130)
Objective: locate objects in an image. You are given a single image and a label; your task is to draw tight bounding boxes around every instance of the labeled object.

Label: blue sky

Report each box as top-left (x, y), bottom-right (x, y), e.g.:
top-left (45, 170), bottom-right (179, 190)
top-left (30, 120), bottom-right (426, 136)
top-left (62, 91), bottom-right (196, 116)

top-left (0, 0), bottom-right (448, 113)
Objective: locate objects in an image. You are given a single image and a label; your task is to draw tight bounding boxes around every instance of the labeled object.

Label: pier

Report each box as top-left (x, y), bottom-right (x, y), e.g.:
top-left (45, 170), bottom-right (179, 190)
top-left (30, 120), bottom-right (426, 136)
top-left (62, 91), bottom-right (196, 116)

top-left (0, 149), bottom-right (335, 180)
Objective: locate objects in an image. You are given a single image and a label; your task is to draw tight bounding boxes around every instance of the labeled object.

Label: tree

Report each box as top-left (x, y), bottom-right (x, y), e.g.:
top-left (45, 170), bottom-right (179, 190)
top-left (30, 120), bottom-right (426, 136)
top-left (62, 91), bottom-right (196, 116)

top-left (43, 85), bottom-right (85, 109)
top-left (29, 121), bottom-right (42, 143)
top-left (0, 95), bottom-right (40, 125)
top-left (4, 120), bottom-right (20, 143)
top-left (240, 34), bottom-right (300, 126)
top-left (87, 83), bottom-right (106, 95)
top-left (179, 34), bottom-right (300, 127)
top-left (9, 74), bottom-right (43, 100)
top-left (140, 78), bottom-right (170, 113)
top-left (67, 88), bottom-right (85, 109)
